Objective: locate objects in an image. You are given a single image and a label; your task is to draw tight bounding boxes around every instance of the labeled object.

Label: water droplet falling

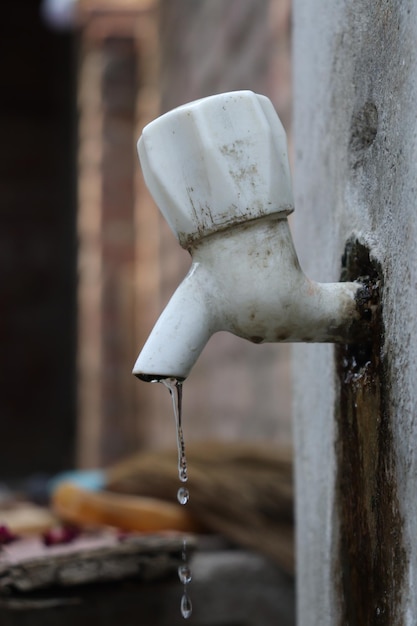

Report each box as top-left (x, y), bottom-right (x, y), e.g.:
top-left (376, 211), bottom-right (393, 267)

top-left (178, 537), bottom-right (192, 618)
top-left (180, 592), bottom-right (193, 619)
top-left (178, 563), bottom-right (192, 585)
top-left (177, 486), bottom-right (189, 505)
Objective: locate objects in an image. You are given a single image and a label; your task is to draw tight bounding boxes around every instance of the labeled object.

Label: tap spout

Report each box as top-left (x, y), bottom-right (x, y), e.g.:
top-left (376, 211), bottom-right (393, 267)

top-left (132, 261), bottom-right (217, 382)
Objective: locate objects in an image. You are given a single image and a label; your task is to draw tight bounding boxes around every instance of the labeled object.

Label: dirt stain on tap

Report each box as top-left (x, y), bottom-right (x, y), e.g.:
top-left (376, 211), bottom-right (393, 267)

top-left (335, 239), bottom-right (405, 625)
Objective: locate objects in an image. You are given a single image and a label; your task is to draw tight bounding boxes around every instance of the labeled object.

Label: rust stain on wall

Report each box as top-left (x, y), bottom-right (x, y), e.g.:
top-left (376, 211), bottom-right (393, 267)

top-left (335, 240), bottom-right (405, 625)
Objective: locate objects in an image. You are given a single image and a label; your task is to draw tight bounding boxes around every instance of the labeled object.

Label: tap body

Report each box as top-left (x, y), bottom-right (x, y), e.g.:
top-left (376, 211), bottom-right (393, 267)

top-left (132, 91), bottom-right (365, 382)
top-left (133, 215), bottom-right (362, 381)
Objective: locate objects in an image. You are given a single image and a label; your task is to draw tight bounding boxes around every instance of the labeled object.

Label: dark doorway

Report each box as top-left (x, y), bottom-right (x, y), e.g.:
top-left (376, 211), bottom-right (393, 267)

top-left (0, 1), bottom-right (77, 478)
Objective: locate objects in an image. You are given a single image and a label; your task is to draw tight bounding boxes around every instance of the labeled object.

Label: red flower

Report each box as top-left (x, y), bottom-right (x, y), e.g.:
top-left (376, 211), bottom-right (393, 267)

top-left (0, 524), bottom-right (19, 545)
top-left (42, 525), bottom-right (80, 547)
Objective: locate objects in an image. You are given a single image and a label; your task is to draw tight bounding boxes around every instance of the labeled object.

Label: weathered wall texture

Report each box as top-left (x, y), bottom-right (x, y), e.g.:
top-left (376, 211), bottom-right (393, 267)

top-left (293, 0), bottom-right (417, 622)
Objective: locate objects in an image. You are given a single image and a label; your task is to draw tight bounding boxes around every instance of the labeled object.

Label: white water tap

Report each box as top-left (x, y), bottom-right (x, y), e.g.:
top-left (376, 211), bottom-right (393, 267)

top-left (133, 91), bottom-right (365, 382)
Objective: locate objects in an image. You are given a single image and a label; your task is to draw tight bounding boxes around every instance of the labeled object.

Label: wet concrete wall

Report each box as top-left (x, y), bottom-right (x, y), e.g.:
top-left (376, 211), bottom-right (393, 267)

top-left (292, 1), bottom-right (417, 622)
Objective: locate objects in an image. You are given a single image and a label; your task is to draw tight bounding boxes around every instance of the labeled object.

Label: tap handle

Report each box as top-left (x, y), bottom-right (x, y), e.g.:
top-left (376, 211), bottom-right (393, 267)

top-left (137, 91), bottom-right (293, 249)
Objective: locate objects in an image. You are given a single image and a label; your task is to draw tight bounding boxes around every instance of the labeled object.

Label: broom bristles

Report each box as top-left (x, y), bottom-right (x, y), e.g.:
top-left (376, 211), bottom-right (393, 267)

top-left (106, 441), bottom-right (294, 575)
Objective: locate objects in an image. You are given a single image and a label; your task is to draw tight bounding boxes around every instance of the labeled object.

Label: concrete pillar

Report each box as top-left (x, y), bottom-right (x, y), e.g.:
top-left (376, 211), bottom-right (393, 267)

top-left (293, 1), bottom-right (417, 623)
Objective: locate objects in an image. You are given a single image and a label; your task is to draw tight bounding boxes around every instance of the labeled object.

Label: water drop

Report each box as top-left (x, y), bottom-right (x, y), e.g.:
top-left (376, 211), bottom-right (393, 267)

top-left (181, 592), bottom-right (192, 619)
top-left (177, 486), bottom-right (189, 505)
top-left (178, 563), bottom-right (192, 584)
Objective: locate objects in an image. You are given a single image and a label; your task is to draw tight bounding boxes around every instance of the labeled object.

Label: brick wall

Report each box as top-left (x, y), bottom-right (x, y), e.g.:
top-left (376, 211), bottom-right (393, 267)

top-left (76, 2), bottom-right (161, 467)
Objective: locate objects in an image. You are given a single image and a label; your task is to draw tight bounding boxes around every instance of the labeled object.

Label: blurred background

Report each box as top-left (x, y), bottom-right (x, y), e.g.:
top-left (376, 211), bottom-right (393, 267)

top-left (0, 0), bottom-right (293, 479)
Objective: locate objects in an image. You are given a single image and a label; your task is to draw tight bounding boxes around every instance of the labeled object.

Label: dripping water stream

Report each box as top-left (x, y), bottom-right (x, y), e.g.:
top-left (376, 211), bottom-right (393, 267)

top-left (161, 378), bottom-right (192, 620)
